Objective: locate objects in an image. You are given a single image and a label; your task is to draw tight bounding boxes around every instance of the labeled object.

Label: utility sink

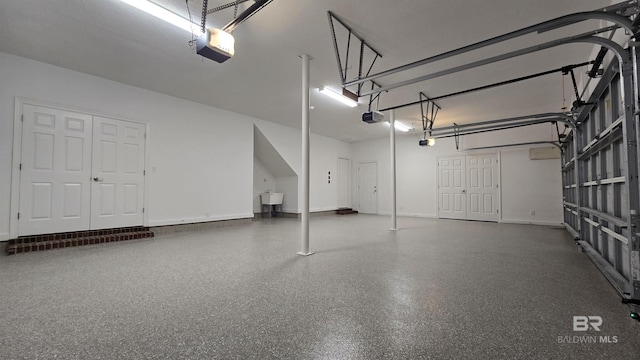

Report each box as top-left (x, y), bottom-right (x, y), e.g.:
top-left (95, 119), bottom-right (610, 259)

top-left (261, 192), bottom-right (283, 205)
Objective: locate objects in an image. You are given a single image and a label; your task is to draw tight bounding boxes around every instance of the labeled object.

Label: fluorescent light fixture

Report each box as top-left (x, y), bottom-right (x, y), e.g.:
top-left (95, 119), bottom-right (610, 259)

top-left (386, 121), bottom-right (412, 132)
top-left (319, 86), bottom-right (358, 107)
top-left (120, 0), bottom-right (199, 34)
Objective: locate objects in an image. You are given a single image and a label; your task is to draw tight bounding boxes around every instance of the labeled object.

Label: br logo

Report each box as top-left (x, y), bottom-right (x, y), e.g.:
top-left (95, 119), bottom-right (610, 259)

top-left (573, 316), bottom-right (602, 331)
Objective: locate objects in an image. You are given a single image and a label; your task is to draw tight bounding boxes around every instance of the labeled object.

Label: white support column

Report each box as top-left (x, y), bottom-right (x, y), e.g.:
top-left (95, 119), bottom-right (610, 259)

top-left (390, 109), bottom-right (398, 231)
top-left (298, 54), bottom-right (314, 256)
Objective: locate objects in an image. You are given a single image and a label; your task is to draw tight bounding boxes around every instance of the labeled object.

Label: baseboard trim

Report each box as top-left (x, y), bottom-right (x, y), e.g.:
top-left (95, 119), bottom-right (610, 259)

top-left (500, 219), bottom-right (564, 227)
top-left (148, 214), bottom-right (254, 227)
top-left (152, 218), bottom-right (253, 235)
top-left (376, 212), bottom-right (438, 218)
top-left (254, 210), bottom-right (340, 219)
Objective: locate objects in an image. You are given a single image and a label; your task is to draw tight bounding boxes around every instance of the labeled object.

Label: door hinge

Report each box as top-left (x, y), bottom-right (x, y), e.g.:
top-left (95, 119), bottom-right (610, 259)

top-left (496, 184), bottom-right (499, 188)
top-left (17, 212), bottom-right (20, 220)
top-left (19, 163), bottom-right (22, 170)
top-left (21, 115), bottom-right (24, 122)
top-left (497, 209), bottom-right (499, 213)
top-left (142, 208), bottom-right (145, 213)
top-left (143, 170), bottom-right (146, 175)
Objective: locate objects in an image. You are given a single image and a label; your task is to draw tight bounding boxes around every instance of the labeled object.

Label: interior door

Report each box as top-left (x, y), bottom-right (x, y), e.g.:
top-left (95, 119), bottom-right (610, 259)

top-left (358, 162), bottom-right (377, 214)
top-left (438, 156), bottom-right (466, 220)
top-left (19, 105), bottom-right (93, 235)
top-left (466, 154), bottom-right (498, 221)
top-left (91, 116), bottom-right (146, 229)
top-left (337, 157), bottom-right (350, 208)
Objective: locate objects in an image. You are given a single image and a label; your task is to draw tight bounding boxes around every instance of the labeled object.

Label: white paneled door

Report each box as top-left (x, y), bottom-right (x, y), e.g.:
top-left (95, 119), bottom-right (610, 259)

top-left (91, 117), bottom-right (146, 229)
top-left (19, 105), bottom-right (93, 235)
top-left (438, 156), bottom-right (466, 220)
top-left (358, 162), bottom-right (377, 214)
top-left (466, 155), bottom-right (498, 221)
top-left (337, 157), bottom-right (350, 208)
top-left (438, 154), bottom-right (498, 222)
top-left (18, 104), bottom-right (146, 236)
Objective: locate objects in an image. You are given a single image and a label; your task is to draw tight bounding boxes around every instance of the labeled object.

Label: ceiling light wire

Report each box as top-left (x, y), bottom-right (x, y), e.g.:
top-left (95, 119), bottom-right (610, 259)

top-left (186, 0), bottom-right (197, 47)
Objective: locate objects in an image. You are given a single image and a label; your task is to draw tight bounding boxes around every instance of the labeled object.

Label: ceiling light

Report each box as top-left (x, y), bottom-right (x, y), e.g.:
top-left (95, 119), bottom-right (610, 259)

top-left (319, 87), bottom-right (358, 107)
top-left (120, 0), bottom-right (199, 34)
top-left (386, 121), bottom-right (412, 132)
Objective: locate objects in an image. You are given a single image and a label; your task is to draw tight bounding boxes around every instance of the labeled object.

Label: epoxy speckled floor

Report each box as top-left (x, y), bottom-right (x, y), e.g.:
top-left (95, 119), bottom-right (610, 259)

top-left (1, 215), bottom-right (639, 359)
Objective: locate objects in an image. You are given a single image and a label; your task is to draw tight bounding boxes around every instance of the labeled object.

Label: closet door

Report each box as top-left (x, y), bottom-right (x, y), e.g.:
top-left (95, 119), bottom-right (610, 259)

top-left (466, 154), bottom-right (498, 222)
top-left (91, 117), bottom-right (146, 229)
top-left (438, 154), bottom-right (499, 222)
top-left (19, 105), bottom-right (93, 235)
top-left (438, 156), bottom-right (466, 220)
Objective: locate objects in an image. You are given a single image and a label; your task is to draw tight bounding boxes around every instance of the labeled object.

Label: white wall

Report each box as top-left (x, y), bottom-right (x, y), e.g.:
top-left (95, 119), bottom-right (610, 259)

top-left (253, 158), bottom-right (277, 213)
top-left (0, 52), bottom-right (353, 239)
top-left (0, 52), bottom-right (255, 237)
top-left (254, 120), bottom-right (351, 213)
top-left (350, 123), bottom-right (564, 225)
top-left (275, 176), bottom-right (298, 213)
top-left (500, 148), bottom-right (564, 225)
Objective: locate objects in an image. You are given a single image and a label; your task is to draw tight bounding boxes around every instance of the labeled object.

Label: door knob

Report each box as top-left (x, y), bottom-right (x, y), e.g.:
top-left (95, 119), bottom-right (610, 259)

top-left (93, 177), bottom-right (104, 182)
top-left (462, 189), bottom-right (466, 193)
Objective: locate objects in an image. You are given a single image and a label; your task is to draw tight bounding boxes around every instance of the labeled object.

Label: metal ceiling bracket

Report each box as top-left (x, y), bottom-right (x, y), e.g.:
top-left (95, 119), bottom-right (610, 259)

top-left (327, 11), bottom-right (383, 97)
top-left (453, 123), bottom-right (460, 150)
top-left (419, 92), bottom-right (440, 134)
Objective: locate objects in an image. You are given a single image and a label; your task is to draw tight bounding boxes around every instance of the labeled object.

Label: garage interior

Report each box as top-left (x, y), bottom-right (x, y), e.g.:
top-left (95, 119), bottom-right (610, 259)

top-left (1, 0), bottom-right (640, 358)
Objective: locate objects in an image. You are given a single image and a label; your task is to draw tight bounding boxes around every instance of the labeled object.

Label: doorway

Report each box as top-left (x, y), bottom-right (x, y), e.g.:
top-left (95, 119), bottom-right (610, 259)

top-left (438, 154), bottom-right (499, 222)
top-left (357, 162), bottom-right (377, 214)
top-left (16, 102), bottom-right (146, 236)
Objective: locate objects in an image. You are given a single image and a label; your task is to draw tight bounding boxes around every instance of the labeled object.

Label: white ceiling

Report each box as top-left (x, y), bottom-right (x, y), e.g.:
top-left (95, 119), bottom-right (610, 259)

top-left (0, 0), bottom-right (623, 142)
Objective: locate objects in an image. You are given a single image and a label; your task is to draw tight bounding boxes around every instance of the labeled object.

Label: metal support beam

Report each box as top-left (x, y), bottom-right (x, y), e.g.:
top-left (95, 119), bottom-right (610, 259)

top-left (390, 109), bottom-right (397, 231)
top-left (463, 141), bottom-right (562, 152)
top-left (344, 11), bottom-right (633, 88)
top-left (429, 113), bottom-right (574, 138)
top-left (379, 61), bottom-right (594, 112)
top-left (359, 26), bottom-right (619, 97)
top-left (222, 0), bottom-right (272, 32)
top-left (298, 54), bottom-right (314, 257)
